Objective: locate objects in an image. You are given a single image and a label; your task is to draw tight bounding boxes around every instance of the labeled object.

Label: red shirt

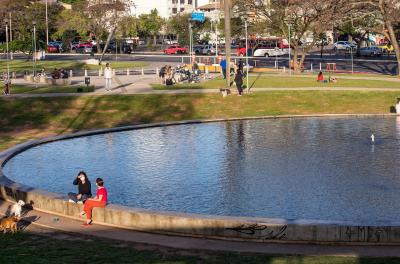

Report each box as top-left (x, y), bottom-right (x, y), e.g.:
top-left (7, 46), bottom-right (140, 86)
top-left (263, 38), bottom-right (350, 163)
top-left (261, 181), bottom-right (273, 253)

top-left (96, 187), bottom-right (107, 203)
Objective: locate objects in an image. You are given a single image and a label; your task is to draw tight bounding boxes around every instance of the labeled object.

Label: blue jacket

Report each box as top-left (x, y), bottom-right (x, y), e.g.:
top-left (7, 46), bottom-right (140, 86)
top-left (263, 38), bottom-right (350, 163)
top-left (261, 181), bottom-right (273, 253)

top-left (220, 59), bottom-right (227, 70)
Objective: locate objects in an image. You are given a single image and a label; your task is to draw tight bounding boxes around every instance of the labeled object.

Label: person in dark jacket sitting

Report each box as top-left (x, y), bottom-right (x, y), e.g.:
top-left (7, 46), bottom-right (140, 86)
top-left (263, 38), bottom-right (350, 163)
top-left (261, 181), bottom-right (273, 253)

top-left (68, 171), bottom-right (92, 204)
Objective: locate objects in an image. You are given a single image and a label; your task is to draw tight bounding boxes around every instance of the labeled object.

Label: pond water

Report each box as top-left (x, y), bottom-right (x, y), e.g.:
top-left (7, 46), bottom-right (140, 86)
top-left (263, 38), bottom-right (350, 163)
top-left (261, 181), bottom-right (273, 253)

top-left (4, 117), bottom-right (400, 225)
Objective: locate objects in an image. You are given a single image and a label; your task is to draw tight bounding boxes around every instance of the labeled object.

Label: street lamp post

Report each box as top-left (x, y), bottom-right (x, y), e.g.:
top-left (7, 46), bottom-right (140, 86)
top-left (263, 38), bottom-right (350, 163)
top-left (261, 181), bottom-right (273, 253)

top-left (245, 20), bottom-right (249, 93)
top-left (215, 20), bottom-right (218, 61)
top-left (33, 21), bottom-right (37, 78)
top-left (188, 20), bottom-right (193, 65)
top-left (224, 0), bottom-right (232, 90)
top-left (9, 13), bottom-right (13, 60)
top-left (4, 19), bottom-right (10, 77)
top-left (350, 46), bottom-right (354, 74)
top-left (288, 23), bottom-right (291, 76)
top-left (45, 0), bottom-right (49, 46)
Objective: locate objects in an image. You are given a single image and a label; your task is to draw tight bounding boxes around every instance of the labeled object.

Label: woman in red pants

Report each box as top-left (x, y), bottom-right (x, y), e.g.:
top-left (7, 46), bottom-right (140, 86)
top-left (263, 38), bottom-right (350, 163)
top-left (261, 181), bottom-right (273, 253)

top-left (79, 178), bottom-right (107, 226)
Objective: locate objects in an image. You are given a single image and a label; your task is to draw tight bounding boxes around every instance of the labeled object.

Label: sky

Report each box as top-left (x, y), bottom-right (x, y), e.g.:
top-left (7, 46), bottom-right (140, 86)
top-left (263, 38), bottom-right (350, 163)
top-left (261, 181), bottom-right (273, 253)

top-left (132, 0), bottom-right (169, 18)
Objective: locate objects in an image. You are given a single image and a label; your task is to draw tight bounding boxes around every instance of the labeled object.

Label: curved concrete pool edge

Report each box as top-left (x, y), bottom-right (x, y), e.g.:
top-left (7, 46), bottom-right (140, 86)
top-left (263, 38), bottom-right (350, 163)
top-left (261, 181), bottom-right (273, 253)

top-left (2, 114), bottom-right (400, 245)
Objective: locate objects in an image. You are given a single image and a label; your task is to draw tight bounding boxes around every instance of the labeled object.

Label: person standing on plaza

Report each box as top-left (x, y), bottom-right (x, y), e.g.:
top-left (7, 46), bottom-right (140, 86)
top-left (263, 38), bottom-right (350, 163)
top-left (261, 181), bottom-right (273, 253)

top-left (104, 63), bottom-right (113, 91)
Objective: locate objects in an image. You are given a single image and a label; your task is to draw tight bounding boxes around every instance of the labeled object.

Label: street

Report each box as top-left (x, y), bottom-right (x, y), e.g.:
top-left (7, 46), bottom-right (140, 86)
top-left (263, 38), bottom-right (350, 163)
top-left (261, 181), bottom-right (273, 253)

top-left (2, 52), bottom-right (398, 75)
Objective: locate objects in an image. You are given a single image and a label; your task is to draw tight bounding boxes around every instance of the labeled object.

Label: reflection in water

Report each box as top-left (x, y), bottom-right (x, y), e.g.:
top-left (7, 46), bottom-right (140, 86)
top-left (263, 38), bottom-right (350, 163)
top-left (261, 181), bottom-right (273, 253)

top-left (4, 117), bottom-right (400, 225)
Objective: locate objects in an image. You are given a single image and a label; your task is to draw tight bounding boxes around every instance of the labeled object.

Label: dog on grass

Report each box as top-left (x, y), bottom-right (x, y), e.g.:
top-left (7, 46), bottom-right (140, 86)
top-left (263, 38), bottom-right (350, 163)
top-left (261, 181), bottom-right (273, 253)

top-left (0, 216), bottom-right (19, 233)
top-left (10, 200), bottom-right (25, 218)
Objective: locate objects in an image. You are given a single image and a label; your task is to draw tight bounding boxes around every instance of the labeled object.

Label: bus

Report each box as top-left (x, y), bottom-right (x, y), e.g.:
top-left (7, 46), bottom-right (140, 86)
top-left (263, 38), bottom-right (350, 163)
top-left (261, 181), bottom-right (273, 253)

top-left (236, 37), bottom-right (289, 57)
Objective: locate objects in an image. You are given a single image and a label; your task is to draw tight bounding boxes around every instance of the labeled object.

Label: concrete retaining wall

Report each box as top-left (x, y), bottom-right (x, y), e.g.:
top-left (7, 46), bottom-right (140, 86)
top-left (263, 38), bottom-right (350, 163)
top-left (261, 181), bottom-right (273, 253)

top-left (2, 116), bottom-right (400, 245)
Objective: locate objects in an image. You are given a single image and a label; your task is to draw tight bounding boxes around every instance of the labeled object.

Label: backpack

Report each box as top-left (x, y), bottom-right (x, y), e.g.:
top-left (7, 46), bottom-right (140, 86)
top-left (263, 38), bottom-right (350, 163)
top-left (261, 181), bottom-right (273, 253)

top-left (165, 78), bottom-right (173, 86)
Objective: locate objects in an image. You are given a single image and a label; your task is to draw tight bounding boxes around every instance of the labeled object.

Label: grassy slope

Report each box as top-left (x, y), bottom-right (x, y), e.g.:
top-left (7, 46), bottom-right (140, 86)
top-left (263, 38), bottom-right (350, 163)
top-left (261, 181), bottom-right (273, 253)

top-left (0, 91), bottom-right (398, 151)
top-left (152, 76), bottom-right (400, 90)
top-left (11, 85), bottom-right (95, 94)
top-left (0, 232), bottom-right (399, 264)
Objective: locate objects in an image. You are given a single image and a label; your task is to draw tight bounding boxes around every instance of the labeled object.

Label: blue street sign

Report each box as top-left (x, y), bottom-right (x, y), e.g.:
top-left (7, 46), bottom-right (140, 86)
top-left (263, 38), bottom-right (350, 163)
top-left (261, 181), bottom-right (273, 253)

top-left (191, 12), bottom-right (205, 23)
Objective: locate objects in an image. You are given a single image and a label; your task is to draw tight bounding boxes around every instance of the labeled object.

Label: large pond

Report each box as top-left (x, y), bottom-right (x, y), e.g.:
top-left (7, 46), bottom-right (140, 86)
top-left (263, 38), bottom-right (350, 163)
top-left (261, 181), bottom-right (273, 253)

top-left (3, 117), bottom-right (400, 225)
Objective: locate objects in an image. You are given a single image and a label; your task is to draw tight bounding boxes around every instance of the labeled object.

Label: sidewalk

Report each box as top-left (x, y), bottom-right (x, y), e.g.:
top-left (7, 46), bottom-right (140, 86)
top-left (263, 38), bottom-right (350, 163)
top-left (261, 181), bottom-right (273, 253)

top-left (1, 200), bottom-right (400, 257)
top-left (5, 73), bottom-right (400, 99)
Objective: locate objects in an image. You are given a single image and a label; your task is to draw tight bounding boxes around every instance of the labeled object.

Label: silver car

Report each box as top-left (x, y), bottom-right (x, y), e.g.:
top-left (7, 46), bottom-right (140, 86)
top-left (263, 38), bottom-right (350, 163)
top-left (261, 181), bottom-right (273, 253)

top-left (201, 45), bottom-right (216, 55)
top-left (359, 46), bottom-right (382, 57)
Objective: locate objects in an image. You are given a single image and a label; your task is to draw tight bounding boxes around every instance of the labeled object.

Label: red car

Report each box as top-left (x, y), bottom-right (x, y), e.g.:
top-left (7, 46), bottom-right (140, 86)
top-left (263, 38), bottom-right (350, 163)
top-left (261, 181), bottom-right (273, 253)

top-left (47, 45), bottom-right (59, 53)
top-left (164, 45), bottom-right (187, 55)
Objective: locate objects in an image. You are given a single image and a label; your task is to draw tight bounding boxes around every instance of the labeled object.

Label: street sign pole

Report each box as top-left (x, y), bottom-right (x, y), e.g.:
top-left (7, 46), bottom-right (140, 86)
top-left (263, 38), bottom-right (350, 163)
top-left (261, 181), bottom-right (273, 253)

top-left (245, 20), bottom-right (249, 93)
top-left (224, 0), bottom-right (231, 90)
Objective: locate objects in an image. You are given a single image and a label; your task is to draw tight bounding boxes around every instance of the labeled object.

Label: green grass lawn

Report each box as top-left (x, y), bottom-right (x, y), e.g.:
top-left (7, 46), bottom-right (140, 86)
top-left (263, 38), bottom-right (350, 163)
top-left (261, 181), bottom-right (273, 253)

top-left (0, 60), bottom-right (149, 73)
top-left (0, 91), bottom-right (399, 151)
top-left (1, 232), bottom-right (399, 264)
top-left (2, 92), bottom-right (400, 262)
top-left (10, 85), bottom-right (95, 94)
top-left (151, 75), bottom-right (400, 90)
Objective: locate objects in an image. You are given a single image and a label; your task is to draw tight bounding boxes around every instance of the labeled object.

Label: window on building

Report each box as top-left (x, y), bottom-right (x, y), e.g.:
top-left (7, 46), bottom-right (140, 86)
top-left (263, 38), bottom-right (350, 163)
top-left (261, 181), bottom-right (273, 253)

top-left (188, 0), bottom-right (192, 4)
top-left (180, 0), bottom-right (185, 4)
top-left (180, 8), bottom-right (185, 12)
top-left (172, 8), bottom-right (177, 14)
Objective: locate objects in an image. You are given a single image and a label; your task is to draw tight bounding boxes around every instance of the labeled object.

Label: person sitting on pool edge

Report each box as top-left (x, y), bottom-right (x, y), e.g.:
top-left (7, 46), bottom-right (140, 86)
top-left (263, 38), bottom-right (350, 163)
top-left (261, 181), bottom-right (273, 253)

top-left (317, 71), bottom-right (324, 82)
top-left (79, 177), bottom-right (107, 226)
top-left (68, 171), bottom-right (92, 204)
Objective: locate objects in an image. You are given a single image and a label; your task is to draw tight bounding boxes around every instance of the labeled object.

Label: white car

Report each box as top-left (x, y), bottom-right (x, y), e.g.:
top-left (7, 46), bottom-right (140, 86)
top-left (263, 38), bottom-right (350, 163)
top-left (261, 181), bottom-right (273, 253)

top-left (333, 41), bottom-right (357, 51)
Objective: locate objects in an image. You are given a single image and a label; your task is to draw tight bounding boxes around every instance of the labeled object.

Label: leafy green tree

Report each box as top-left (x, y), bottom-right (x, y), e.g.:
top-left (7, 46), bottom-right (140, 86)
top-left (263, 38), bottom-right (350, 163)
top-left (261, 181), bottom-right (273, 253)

top-left (1, 0), bottom-right (63, 53)
top-left (137, 9), bottom-right (163, 45)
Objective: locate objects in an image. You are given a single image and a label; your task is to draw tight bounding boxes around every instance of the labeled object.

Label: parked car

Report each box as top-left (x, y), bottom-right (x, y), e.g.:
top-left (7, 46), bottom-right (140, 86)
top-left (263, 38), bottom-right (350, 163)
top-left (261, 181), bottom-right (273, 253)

top-left (333, 41), bottom-right (357, 51)
top-left (164, 39), bottom-right (179, 45)
top-left (201, 45), bottom-right (216, 55)
top-left (163, 45), bottom-right (187, 54)
top-left (378, 42), bottom-right (394, 53)
top-left (194, 45), bottom-right (204, 54)
top-left (75, 43), bottom-right (93, 54)
top-left (359, 46), bottom-right (383, 57)
top-left (47, 45), bottom-right (60, 53)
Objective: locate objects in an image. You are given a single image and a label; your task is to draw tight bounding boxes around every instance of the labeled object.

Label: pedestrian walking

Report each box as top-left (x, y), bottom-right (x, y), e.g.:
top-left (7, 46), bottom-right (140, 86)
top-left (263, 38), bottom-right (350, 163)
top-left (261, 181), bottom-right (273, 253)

top-left (234, 69), bottom-right (244, 96)
top-left (237, 59), bottom-right (244, 74)
top-left (104, 63), bottom-right (113, 91)
top-left (220, 58), bottom-right (227, 79)
top-left (3, 72), bottom-right (11, 95)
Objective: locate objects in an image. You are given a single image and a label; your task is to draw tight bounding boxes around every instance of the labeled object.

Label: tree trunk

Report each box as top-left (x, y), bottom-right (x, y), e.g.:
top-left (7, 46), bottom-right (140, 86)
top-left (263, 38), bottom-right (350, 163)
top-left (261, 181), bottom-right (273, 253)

top-left (299, 52), bottom-right (307, 72)
top-left (386, 23), bottom-right (400, 76)
top-left (153, 35), bottom-right (157, 46)
top-left (320, 45), bottom-right (323, 58)
top-left (99, 27), bottom-right (115, 64)
top-left (292, 48), bottom-right (299, 72)
top-left (96, 42), bottom-right (101, 54)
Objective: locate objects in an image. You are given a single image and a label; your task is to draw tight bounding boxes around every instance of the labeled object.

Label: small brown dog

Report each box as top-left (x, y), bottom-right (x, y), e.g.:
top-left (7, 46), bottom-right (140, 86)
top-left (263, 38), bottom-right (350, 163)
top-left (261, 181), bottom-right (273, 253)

top-left (0, 216), bottom-right (19, 233)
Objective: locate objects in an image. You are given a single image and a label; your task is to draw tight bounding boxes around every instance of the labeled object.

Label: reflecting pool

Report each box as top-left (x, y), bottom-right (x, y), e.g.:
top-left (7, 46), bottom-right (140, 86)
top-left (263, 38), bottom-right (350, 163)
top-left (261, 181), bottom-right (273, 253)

top-left (4, 117), bottom-right (400, 225)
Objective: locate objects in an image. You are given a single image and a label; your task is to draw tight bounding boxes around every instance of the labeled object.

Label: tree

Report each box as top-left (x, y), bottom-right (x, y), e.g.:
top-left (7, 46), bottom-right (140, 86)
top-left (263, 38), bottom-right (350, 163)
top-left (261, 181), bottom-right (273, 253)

top-left (350, 0), bottom-right (400, 75)
top-left (0, 0), bottom-right (63, 53)
top-left (167, 13), bottom-right (212, 46)
top-left (234, 0), bottom-right (348, 72)
top-left (137, 9), bottom-right (163, 45)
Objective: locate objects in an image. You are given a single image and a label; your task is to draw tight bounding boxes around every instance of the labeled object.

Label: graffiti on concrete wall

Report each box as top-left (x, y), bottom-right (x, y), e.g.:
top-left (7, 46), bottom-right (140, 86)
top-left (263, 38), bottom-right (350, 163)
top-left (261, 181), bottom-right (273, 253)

top-left (227, 224), bottom-right (287, 240)
top-left (340, 226), bottom-right (392, 242)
